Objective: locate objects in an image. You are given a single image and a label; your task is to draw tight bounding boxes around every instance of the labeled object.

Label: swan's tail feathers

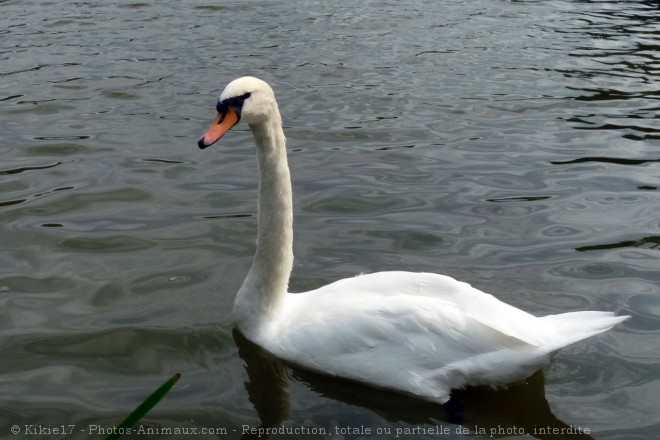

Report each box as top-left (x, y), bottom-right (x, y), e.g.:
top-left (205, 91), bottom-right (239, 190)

top-left (540, 311), bottom-right (630, 350)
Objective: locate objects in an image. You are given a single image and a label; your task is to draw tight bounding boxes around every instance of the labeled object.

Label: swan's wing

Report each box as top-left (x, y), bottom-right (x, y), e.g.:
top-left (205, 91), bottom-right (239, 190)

top-left (297, 271), bottom-right (555, 345)
top-left (265, 272), bottom-right (547, 402)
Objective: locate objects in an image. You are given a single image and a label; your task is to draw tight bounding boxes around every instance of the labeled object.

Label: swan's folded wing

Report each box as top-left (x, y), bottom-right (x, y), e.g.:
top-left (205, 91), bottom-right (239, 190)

top-left (264, 284), bottom-right (541, 401)
top-left (276, 291), bottom-right (535, 358)
top-left (292, 271), bottom-right (555, 346)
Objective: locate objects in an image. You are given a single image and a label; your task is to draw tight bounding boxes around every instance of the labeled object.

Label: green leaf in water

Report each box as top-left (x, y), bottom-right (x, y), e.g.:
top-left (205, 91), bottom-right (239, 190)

top-left (105, 373), bottom-right (181, 440)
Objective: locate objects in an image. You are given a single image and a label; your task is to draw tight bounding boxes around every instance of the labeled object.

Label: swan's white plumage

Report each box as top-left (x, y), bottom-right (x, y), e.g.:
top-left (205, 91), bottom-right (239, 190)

top-left (198, 76), bottom-right (629, 404)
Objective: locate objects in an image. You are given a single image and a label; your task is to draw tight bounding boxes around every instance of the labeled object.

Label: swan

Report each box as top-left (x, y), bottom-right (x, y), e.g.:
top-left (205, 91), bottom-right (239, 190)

top-left (197, 76), bottom-right (629, 406)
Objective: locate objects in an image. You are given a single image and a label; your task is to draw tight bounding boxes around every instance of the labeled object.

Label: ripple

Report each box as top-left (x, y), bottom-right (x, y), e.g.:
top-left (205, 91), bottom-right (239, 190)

top-left (541, 226), bottom-right (584, 237)
top-left (552, 156), bottom-right (660, 166)
top-left (486, 195), bottom-right (552, 203)
top-left (626, 293), bottom-right (660, 331)
top-left (33, 135), bottom-right (90, 141)
top-left (0, 198), bottom-right (27, 207)
top-left (0, 161), bottom-right (64, 175)
top-left (1, 326), bottom-right (233, 376)
top-left (22, 188), bottom-right (152, 216)
top-left (550, 261), bottom-right (630, 279)
top-left (576, 235), bottom-right (660, 252)
top-left (57, 235), bottom-right (157, 253)
top-left (118, 3), bottom-right (152, 9)
top-left (344, 229), bottom-right (444, 253)
top-left (26, 143), bottom-right (94, 156)
top-left (0, 275), bottom-right (76, 293)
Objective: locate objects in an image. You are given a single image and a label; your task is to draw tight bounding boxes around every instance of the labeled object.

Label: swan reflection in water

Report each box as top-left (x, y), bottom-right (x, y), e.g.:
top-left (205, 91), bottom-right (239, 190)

top-left (233, 329), bottom-right (595, 440)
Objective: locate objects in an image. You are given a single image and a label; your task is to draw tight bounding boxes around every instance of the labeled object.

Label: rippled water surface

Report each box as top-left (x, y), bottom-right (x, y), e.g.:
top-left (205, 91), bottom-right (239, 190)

top-left (1, 0), bottom-right (659, 439)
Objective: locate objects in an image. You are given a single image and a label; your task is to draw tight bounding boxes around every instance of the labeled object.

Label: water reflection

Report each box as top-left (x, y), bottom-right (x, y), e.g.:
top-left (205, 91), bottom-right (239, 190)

top-left (233, 330), bottom-right (595, 440)
top-left (233, 330), bottom-right (290, 440)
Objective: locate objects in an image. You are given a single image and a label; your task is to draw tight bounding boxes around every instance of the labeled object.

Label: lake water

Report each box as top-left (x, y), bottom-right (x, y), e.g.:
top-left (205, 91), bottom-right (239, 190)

top-left (1, 0), bottom-right (659, 439)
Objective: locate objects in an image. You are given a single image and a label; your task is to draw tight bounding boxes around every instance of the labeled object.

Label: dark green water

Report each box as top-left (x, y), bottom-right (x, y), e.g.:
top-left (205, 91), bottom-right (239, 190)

top-left (1, 0), bottom-right (658, 439)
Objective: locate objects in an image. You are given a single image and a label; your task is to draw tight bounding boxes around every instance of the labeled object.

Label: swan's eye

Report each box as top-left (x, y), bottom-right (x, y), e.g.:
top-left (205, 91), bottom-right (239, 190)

top-left (217, 92), bottom-right (252, 115)
top-left (230, 92), bottom-right (251, 108)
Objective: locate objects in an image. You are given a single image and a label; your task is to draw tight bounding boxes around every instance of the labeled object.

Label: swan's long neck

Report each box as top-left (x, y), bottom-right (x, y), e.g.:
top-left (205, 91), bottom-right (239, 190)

top-left (233, 111), bottom-right (293, 336)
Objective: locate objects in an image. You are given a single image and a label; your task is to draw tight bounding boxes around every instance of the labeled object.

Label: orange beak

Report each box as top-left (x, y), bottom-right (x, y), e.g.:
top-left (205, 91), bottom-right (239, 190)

top-left (197, 106), bottom-right (240, 149)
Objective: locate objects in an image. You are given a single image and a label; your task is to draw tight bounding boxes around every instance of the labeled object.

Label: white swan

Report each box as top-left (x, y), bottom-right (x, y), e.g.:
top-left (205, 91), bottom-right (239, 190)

top-left (197, 76), bottom-right (629, 405)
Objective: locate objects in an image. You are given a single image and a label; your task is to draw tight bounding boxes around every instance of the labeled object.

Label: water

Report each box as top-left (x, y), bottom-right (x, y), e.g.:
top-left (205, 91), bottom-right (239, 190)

top-left (1, 0), bottom-right (658, 438)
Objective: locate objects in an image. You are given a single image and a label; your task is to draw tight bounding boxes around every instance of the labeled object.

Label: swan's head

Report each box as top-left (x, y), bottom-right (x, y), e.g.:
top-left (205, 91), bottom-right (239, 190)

top-left (198, 76), bottom-right (278, 149)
